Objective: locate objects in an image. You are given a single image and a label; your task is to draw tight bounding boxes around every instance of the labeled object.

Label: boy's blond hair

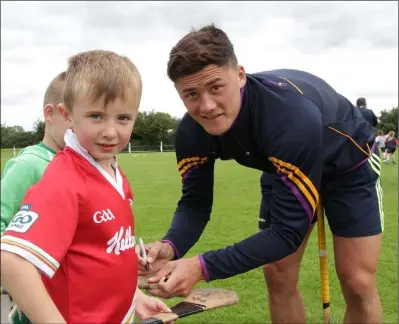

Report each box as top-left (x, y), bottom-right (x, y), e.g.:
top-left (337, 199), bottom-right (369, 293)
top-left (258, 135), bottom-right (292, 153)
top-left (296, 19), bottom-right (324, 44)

top-left (43, 71), bottom-right (66, 108)
top-left (63, 50), bottom-right (142, 110)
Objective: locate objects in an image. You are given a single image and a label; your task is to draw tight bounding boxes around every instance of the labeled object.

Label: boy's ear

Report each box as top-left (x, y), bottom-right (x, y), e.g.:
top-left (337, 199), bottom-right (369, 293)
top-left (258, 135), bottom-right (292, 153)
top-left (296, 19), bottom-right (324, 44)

top-left (57, 103), bottom-right (73, 127)
top-left (43, 104), bottom-right (55, 122)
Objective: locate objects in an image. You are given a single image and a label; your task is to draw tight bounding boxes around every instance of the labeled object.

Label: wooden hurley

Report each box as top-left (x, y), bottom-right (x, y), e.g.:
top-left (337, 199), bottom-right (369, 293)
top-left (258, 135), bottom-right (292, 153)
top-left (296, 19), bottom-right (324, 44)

top-left (137, 288), bottom-right (239, 324)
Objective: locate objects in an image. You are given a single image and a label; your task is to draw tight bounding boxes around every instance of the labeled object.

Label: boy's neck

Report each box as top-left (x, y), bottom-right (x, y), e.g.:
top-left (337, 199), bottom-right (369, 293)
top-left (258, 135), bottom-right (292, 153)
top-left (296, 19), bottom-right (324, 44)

top-left (99, 160), bottom-right (117, 180)
top-left (42, 134), bottom-right (62, 153)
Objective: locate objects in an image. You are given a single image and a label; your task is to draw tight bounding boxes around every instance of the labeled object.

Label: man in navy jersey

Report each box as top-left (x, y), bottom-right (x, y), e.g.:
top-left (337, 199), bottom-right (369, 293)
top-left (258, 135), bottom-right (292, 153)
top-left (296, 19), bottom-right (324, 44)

top-left (140, 25), bottom-right (383, 323)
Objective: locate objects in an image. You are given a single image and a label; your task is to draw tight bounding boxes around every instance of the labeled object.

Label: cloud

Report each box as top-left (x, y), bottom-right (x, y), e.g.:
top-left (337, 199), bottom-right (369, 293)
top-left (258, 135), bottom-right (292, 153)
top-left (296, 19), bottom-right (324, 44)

top-left (1, 1), bottom-right (398, 130)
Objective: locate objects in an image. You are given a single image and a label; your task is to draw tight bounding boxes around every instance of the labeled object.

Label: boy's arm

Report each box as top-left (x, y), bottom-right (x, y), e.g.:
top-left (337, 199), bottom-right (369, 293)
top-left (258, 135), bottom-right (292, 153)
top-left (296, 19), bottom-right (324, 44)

top-left (1, 158), bottom-right (37, 234)
top-left (1, 251), bottom-right (66, 323)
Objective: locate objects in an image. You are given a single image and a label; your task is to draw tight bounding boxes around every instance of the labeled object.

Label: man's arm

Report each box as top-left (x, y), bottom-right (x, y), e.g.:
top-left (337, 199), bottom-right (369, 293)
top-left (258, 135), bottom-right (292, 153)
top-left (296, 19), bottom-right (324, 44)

top-left (1, 158), bottom-right (37, 234)
top-left (162, 118), bottom-right (215, 258)
top-left (200, 98), bottom-right (323, 281)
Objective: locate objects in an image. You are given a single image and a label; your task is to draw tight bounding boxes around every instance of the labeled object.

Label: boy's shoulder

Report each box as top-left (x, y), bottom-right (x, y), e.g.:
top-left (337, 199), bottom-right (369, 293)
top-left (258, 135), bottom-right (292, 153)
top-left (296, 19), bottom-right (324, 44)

top-left (2, 144), bottom-right (52, 179)
top-left (8, 144), bottom-right (54, 167)
top-left (41, 148), bottom-right (85, 182)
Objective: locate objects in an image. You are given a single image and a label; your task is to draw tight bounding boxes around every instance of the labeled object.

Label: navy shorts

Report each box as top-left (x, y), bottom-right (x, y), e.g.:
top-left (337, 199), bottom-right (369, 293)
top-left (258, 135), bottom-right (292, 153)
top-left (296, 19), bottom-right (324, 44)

top-left (259, 152), bottom-right (384, 237)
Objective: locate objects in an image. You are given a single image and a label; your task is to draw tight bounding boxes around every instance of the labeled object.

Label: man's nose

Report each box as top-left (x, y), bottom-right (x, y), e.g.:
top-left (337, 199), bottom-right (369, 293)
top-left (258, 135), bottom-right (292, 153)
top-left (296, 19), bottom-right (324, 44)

top-left (199, 93), bottom-right (217, 115)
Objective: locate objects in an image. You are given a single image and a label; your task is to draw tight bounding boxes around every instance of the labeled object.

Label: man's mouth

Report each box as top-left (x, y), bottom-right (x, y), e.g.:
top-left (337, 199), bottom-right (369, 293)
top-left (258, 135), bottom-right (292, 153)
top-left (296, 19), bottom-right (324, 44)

top-left (202, 114), bottom-right (223, 120)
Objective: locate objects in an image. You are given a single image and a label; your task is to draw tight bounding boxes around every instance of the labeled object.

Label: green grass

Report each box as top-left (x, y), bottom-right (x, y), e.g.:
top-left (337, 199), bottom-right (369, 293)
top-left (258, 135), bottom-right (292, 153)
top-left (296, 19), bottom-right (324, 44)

top-left (1, 150), bottom-right (398, 323)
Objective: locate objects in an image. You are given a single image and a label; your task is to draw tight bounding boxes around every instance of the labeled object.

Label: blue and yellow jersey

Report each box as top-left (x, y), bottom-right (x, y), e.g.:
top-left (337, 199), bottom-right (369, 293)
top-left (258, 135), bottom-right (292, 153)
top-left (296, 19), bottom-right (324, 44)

top-left (163, 69), bottom-right (376, 281)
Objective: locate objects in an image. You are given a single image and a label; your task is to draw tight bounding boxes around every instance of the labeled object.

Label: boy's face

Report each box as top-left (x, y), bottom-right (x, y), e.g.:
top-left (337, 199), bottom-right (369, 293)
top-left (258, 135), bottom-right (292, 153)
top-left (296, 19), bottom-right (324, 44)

top-left (60, 94), bottom-right (138, 168)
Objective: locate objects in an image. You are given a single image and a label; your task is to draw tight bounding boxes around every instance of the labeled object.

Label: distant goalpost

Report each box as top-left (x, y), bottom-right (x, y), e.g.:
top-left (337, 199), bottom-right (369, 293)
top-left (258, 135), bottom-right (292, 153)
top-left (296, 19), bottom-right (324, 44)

top-left (123, 141), bottom-right (175, 154)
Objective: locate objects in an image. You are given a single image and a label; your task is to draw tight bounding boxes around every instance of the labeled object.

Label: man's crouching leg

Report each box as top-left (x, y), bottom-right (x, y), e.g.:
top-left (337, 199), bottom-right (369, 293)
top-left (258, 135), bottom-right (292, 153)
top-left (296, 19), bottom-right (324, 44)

top-left (334, 234), bottom-right (383, 323)
top-left (262, 226), bottom-right (314, 323)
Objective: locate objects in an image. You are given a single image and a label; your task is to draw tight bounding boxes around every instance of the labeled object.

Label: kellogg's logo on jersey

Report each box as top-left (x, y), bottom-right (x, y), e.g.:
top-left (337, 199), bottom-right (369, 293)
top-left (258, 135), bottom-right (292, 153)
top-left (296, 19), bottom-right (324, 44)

top-left (106, 226), bottom-right (136, 255)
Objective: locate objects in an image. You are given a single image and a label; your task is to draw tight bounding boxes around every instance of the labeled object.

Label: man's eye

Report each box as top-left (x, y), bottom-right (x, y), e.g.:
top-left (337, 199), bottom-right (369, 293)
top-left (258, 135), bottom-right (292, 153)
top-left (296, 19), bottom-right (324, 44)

top-left (186, 92), bottom-right (197, 99)
top-left (212, 85), bottom-right (222, 92)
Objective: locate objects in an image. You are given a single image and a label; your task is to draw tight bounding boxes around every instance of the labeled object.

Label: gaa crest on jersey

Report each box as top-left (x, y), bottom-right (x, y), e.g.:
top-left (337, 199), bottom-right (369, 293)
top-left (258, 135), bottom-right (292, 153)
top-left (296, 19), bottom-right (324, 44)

top-left (8, 208), bottom-right (39, 233)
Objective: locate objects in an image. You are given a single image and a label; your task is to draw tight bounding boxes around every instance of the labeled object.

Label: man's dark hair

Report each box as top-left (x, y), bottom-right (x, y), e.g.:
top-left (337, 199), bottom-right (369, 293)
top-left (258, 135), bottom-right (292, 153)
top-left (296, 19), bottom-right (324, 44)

top-left (167, 24), bottom-right (238, 82)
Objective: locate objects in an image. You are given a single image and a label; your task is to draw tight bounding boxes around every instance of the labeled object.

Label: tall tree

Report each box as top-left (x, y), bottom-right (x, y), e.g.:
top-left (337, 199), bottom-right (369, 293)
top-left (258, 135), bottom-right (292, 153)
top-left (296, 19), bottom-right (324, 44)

top-left (33, 119), bottom-right (46, 143)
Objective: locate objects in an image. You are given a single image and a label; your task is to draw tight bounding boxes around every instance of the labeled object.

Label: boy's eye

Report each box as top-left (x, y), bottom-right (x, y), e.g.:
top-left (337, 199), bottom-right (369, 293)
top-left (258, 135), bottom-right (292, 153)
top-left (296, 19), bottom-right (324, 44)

top-left (119, 115), bottom-right (132, 121)
top-left (89, 114), bottom-right (101, 120)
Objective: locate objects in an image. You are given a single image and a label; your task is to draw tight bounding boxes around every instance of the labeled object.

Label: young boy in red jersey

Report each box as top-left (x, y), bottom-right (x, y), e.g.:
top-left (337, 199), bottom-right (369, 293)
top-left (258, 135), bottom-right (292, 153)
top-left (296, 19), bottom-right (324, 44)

top-left (0, 50), bottom-right (172, 323)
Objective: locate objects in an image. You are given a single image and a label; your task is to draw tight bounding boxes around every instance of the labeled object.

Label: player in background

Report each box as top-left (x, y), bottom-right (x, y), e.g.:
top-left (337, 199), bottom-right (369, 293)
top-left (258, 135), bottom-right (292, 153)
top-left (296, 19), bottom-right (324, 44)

top-left (1, 71), bottom-right (68, 235)
top-left (356, 97), bottom-right (378, 127)
top-left (0, 50), bottom-right (172, 324)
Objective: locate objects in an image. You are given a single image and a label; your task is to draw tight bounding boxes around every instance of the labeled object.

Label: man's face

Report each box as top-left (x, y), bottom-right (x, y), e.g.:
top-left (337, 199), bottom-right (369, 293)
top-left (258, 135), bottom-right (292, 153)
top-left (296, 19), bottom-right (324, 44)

top-left (175, 64), bottom-right (246, 136)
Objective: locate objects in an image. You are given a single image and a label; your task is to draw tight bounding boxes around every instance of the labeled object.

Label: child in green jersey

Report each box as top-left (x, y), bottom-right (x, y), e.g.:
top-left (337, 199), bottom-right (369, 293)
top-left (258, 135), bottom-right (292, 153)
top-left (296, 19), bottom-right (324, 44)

top-left (1, 71), bottom-right (69, 234)
top-left (1, 71), bottom-right (69, 324)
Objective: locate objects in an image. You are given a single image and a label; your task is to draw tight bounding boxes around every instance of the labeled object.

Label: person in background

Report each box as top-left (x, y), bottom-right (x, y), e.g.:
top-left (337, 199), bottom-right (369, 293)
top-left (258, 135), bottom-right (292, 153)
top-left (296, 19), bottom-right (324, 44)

top-left (356, 97), bottom-right (378, 127)
top-left (374, 130), bottom-right (387, 161)
top-left (384, 131), bottom-right (397, 164)
top-left (1, 71), bottom-right (69, 235)
top-left (1, 71), bottom-right (69, 324)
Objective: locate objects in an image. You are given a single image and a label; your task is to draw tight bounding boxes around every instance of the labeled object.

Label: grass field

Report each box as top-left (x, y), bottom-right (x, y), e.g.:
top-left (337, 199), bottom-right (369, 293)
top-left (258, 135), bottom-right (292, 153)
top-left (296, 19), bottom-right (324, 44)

top-left (1, 149), bottom-right (398, 323)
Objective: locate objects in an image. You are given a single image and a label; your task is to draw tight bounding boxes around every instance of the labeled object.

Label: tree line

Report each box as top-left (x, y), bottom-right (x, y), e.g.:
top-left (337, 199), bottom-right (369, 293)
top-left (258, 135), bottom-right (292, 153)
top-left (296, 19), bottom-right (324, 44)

top-left (1, 107), bottom-right (398, 149)
top-left (1, 111), bottom-right (181, 149)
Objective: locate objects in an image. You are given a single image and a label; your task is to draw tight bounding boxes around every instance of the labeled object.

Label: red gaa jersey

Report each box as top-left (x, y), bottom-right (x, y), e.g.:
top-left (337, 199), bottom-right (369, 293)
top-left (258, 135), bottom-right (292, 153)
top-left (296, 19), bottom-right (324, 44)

top-left (1, 131), bottom-right (138, 323)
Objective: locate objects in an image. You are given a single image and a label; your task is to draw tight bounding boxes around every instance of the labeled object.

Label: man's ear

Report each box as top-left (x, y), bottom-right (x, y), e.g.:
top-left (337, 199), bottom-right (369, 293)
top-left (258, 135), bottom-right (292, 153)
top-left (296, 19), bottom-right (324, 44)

top-left (237, 65), bottom-right (246, 88)
top-left (43, 104), bottom-right (55, 123)
top-left (57, 103), bottom-right (73, 127)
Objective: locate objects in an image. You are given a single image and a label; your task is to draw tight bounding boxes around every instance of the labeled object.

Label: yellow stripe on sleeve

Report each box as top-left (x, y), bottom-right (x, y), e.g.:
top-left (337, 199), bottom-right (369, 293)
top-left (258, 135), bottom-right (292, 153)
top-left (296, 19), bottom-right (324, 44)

top-left (270, 157), bottom-right (319, 214)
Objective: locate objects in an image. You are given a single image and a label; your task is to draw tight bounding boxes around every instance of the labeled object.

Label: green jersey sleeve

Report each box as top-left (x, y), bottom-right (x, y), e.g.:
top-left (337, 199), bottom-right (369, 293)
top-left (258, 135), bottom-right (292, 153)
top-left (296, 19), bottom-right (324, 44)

top-left (1, 158), bottom-right (37, 234)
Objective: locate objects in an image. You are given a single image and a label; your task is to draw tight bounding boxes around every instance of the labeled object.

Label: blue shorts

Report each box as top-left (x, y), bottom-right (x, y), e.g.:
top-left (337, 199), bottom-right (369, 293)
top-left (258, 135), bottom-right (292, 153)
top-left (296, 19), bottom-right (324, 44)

top-left (259, 152), bottom-right (384, 237)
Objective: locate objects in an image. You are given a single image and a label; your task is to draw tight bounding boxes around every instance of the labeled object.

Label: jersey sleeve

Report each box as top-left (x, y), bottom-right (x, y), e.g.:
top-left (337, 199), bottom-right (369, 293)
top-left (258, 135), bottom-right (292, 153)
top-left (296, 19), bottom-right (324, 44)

top-left (1, 157), bottom-right (37, 235)
top-left (0, 161), bottom-right (83, 278)
top-left (162, 117), bottom-right (215, 258)
top-left (201, 95), bottom-right (323, 281)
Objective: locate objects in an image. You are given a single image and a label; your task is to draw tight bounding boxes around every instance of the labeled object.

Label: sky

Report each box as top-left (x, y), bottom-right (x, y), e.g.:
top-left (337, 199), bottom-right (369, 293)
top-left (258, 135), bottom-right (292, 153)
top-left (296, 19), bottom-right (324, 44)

top-left (1, 1), bottom-right (398, 131)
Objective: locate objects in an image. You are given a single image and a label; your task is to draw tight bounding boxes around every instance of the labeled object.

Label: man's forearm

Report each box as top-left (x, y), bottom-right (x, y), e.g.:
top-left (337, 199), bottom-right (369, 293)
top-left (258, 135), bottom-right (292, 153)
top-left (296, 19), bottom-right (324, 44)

top-left (162, 207), bottom-right (210, 258)
top-left (1, 251), bottom-right (66, 323)
top-left (201, 223), bottom-right (307, 281)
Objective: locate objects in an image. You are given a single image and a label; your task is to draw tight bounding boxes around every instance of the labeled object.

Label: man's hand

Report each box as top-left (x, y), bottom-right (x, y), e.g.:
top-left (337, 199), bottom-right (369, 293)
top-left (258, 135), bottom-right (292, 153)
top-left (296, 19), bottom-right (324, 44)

top-left (146, 256), bottom-right (205, 298)
top-left (137, 241), bottom-right (175, 277)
